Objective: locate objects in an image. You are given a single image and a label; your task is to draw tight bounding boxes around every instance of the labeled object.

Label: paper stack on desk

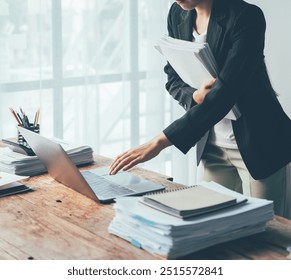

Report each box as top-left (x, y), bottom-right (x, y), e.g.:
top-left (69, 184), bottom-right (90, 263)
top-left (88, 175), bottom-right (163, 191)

top-left (0, 171), bottom-right (32, 197)
top-left (109, 181), bottom-right (274, 259)
top-left (0, 139), bottom-right (94, 176)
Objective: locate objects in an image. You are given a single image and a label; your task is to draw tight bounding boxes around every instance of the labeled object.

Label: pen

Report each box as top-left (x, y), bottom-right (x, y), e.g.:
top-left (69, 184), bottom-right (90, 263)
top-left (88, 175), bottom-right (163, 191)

top-left (17, 112), bottom-right (24, 126)
top-left (24, 114), bottom-right (30, 126)
top-left (20, 107), bottom-right (31, 127)
top-left (19, 107), bottom-right (24, 117)
top-left (19, 107), bottom-right (26, 127)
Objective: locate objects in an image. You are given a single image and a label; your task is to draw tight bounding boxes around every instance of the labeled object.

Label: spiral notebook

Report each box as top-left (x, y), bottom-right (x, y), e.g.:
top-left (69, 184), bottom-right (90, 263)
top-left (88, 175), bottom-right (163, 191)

top-left (140, 185), bottom-right (240, 219)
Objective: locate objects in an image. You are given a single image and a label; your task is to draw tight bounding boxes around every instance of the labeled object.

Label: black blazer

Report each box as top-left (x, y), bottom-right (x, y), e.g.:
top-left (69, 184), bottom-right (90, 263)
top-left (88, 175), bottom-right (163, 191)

top-left (163, 0), bottom-right (291, 180)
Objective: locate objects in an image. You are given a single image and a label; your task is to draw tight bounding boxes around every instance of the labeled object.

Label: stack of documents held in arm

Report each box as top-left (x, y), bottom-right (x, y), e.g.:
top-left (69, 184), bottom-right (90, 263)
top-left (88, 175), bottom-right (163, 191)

top-left (0, 139), bottom-right (94, 176)
top-left (108, 181), bottom-right (274, 259)
top-left (155, 35), bottom-right (241, 120)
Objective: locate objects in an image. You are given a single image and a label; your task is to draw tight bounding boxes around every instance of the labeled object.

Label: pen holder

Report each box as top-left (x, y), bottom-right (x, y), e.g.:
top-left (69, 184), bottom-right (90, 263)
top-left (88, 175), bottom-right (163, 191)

top-left (17, 124), bottom-right (40, 147)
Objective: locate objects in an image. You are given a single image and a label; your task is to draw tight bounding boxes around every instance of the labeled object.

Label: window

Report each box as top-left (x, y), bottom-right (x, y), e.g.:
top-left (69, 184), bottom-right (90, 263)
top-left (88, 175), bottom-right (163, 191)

top-left (1, 0), bottom-right (197, 181)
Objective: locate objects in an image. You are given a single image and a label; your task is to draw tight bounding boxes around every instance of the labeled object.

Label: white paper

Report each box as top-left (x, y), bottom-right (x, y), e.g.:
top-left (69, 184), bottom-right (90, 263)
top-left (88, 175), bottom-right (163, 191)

top-left (0, 171), bottom-right (28, 186)
top-left (109, 181), bottom-right (274, 258)
top-left (156, 35), bottom-right (241, 120)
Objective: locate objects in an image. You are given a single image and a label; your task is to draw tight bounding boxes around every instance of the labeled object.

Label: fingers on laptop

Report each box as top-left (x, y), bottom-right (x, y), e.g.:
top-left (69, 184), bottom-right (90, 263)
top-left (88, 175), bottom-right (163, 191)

top-left (109, 151), bottom-right (139, 175)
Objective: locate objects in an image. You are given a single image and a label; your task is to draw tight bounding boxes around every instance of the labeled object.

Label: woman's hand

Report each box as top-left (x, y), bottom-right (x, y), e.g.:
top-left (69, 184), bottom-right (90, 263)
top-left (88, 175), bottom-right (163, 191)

top-left (109, 133), bottom-right (172, 175)
top-left (193, 78), bottom-right (216, 104)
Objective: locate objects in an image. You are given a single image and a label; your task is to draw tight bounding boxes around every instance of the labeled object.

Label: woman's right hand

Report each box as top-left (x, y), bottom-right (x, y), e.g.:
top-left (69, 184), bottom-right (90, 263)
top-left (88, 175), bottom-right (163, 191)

top-left (193, 78), bottom-right (216, 104)
top-left (109, 133), bottom-right (172, 175)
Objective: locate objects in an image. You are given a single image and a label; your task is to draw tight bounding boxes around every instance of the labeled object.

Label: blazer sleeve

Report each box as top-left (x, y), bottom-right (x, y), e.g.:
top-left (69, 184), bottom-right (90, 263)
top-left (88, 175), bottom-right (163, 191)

top-left (163, 5), bottom-right (266, 153)
top-left (164, 5), bottom-right (197, 112)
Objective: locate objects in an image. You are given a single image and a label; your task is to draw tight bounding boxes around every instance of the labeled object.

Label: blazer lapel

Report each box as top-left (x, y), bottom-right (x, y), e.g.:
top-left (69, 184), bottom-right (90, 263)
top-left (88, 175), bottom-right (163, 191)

top-left (206, 1), bottom-right (228, 57)
top-left (176, 4), bottom-right (228, 52)
top-left (177, 10), bottom-right (196, 41)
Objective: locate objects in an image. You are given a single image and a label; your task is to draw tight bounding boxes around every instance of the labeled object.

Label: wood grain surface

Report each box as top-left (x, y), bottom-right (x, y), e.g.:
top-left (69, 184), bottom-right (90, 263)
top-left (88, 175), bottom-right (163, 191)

top-left (0, 154), bottom-right (290, 260)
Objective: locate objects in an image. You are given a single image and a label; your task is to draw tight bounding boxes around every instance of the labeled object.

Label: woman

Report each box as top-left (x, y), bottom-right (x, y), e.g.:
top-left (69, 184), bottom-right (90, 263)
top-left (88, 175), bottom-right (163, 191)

top-left (110, 0), bottom-right (291, 216)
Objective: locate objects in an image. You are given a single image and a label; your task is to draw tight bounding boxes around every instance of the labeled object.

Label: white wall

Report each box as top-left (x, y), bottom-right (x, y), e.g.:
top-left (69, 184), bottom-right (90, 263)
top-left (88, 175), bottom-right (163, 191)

top-left (250, 0), bottom-right (291, 117)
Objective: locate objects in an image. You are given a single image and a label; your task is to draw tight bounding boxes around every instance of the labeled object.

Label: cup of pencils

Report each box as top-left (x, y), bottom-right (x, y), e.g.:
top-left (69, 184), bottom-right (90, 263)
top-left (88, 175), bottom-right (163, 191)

top-left (9, 107), bottom-right (40, 147)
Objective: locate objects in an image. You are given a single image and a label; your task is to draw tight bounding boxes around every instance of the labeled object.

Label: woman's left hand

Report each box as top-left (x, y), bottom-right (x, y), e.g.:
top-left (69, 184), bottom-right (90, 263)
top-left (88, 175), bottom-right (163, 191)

top-left (193, 78), bottom-right (216, 104)
top-left (109, 133), bottom-right (172, 175)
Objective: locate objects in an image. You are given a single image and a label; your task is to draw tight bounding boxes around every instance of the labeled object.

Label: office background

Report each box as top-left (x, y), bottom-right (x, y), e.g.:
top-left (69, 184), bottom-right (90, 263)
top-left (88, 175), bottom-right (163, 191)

top-left (0, 0), bottom-right (290, 217)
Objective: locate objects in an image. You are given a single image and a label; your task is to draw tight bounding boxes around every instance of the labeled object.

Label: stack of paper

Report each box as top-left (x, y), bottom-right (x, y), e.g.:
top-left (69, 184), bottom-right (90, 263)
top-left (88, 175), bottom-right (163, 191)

top-left (0, 172), bottom-right (32, 197)
top-left (109, 181), bottom-right (274, 259)
top-left (156, 35), bottom-right (241, 120)
top-left (156, 35), bottom-right (218, 89)
top-left (0, 140), bottom-right (94, 176)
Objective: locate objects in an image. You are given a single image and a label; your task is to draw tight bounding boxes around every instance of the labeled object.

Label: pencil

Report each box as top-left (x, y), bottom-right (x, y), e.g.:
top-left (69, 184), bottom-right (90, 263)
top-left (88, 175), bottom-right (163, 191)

top-left (34, 109), bottom-right (40, 127)
top-left (9, 107), bottom-right (22, 126)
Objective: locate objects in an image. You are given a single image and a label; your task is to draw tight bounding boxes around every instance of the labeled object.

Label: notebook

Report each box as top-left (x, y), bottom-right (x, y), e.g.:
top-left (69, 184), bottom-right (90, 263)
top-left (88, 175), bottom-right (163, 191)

top-left (140, 185), bottom-right (239, 219)
top-left (17, 126), bottom-right (165, 203)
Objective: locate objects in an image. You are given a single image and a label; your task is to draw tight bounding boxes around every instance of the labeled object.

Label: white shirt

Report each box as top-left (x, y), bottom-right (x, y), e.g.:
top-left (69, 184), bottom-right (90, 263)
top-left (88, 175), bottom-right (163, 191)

top-left (192, 30), bottom-right (237, 149)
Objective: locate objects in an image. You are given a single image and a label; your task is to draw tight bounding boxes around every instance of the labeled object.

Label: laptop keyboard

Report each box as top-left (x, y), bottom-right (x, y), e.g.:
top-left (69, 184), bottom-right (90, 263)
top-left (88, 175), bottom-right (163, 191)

top-left (82, 171), bottom-right (135, 199)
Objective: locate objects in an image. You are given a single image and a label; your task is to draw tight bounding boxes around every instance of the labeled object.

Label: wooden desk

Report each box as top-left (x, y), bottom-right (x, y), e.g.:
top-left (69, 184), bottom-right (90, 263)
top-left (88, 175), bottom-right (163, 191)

top-left (0, 155), bottom-right (290, 260)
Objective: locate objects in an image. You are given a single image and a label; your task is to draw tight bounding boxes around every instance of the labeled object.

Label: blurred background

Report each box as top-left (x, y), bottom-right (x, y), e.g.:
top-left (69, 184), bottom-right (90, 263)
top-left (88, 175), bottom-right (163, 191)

top-left (0, 0), bottom-right (290, 216)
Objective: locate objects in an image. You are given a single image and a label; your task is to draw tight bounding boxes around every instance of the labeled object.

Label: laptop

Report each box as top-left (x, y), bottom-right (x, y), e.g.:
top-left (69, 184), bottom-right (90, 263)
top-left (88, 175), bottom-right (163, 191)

top-left (18, 126), bottom-right (165, 203)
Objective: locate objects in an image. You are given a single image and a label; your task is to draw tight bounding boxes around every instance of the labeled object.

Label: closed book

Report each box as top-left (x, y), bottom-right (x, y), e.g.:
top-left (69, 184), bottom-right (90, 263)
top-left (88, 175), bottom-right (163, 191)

top-left (140, 185), bottom-right (238, 219)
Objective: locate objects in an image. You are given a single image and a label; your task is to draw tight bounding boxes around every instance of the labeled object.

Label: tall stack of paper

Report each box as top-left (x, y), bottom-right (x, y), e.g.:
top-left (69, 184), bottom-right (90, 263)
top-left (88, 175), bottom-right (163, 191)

top-left (0, 172), bottom-right (32, 197)
top-left (156, 35), bottom-right (241, 120)
top-left (156, 35), bottom-right (218, 89)
top-left (0, 140), bottom-right (94, 176)
top-left (109, 181), bottom-right (274, 259)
